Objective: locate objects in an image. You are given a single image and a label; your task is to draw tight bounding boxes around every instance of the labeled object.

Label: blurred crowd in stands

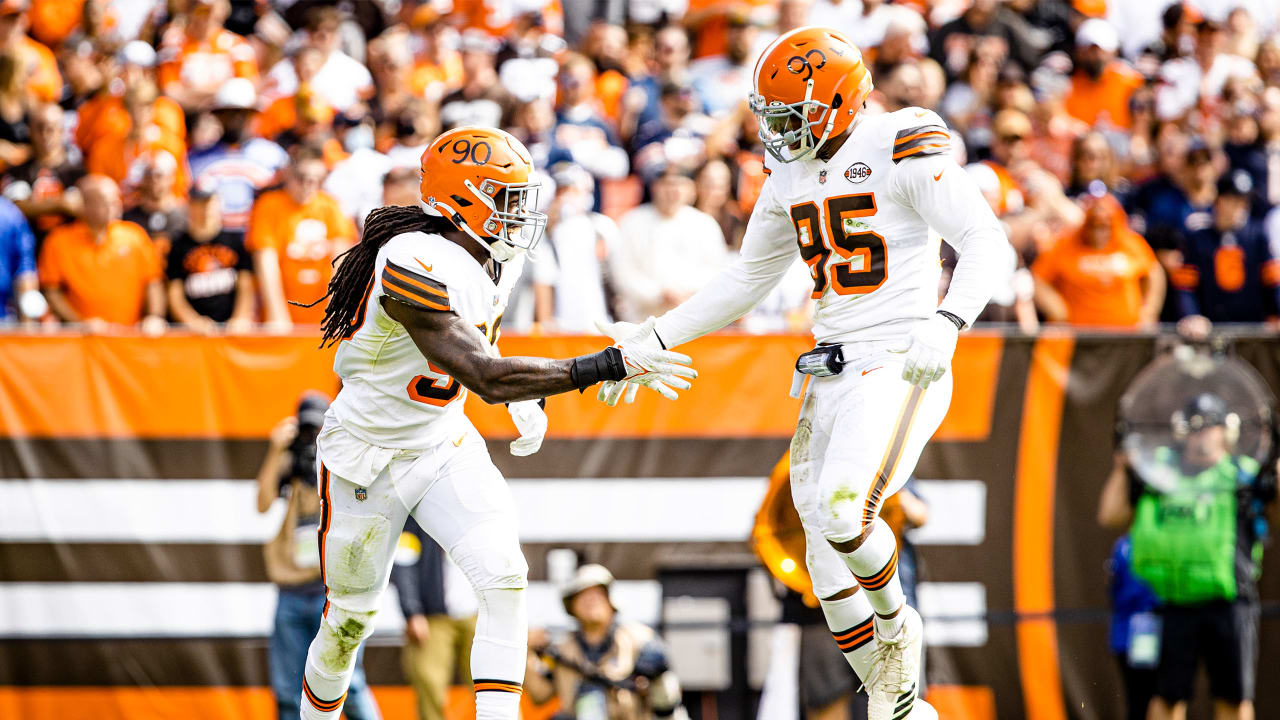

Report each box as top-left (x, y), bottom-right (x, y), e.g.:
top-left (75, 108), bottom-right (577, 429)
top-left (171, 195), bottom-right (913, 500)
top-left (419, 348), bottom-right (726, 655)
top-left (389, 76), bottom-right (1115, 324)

top-left (0, 0), bottom-right (1278, 335)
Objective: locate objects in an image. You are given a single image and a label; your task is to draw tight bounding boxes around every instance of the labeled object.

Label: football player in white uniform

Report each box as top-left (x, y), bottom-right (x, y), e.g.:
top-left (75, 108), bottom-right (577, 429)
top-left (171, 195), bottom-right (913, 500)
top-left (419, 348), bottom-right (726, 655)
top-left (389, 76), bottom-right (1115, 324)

top-left (599, 27), bottom-right (1006, 720)
top-left (294, 126), bottom-right (696, 720)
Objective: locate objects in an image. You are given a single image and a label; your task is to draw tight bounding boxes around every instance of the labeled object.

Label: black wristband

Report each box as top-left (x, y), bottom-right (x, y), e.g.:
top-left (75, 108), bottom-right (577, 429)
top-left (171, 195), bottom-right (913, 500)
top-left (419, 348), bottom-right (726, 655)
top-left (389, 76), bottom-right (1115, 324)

top-left (569, 346), bottom-right (627, 389)
top-left (936, 309), bottom-right (966, 331)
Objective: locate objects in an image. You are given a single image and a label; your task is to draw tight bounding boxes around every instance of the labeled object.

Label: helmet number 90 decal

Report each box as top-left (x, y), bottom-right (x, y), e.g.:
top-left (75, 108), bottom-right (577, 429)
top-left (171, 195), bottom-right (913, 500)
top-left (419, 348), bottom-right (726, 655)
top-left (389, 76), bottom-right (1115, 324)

top-left (786, 49), bottom-right (827, 82)
top-left (450, 138), bottom-right (493, 165)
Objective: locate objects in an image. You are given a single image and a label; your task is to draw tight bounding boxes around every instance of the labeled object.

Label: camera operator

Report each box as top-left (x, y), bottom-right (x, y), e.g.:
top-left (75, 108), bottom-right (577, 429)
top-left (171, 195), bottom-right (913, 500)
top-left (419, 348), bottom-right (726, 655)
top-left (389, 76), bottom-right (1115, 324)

top-left (1099, 393), bottom-right (1276, 720)
top-left (257, 392), bottom-right (381, 720)
top-left (524, 564), bottom-right (689, 720)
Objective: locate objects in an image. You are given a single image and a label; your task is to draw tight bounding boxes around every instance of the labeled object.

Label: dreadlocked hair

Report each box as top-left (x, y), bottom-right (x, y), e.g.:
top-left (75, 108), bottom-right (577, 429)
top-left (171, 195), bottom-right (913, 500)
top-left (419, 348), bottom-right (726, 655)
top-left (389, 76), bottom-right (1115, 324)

top-left (298, 204), bottom-right (456, 347)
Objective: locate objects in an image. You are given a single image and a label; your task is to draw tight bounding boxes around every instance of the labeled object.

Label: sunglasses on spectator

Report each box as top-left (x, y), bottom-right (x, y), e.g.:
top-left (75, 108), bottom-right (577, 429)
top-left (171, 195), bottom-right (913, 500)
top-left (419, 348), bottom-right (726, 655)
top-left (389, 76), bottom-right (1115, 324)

top-left (998, 134), bottom-right (1027, 143)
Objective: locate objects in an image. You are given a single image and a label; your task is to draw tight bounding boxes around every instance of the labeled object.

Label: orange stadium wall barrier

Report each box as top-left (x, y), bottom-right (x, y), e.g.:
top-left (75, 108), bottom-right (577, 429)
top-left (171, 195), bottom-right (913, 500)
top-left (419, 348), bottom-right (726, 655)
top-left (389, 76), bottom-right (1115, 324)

top-left (1, 330), bottom-right (1279, 720)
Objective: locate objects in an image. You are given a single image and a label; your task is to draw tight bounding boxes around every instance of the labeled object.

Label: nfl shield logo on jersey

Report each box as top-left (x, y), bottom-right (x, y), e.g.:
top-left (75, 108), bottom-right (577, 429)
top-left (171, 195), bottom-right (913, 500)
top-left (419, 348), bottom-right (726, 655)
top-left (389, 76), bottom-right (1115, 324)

top-left (354, 487), bottom-right (368, 502)
top-left (845, 162), bottom-right (872, 184)
top-left (818, 170), bottom-right (828, 184)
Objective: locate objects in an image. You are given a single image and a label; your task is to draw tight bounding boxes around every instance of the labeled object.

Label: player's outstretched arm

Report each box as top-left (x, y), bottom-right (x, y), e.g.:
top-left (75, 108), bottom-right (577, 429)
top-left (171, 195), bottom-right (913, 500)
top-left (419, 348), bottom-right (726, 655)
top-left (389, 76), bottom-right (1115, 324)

top-left (382, 296), bottom-right (696, 404)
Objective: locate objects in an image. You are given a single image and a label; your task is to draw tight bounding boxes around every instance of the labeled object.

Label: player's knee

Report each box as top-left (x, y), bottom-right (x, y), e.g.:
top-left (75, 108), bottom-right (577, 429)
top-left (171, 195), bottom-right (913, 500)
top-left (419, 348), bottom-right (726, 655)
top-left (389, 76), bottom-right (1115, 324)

top-left (312, 604), bottom-right (378, 675)
top-left (451, 524), bottom-right (528, 592)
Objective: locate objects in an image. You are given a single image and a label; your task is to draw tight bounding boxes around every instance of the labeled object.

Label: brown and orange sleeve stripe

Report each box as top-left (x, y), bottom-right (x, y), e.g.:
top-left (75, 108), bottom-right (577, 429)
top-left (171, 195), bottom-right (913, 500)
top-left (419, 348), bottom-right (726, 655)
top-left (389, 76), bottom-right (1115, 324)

top-left (382, 261), bottom-right (451, 312)
top-left (474, 678), bottom-right (523, 695)
top-left (892, 124), bottom-right (950, 164)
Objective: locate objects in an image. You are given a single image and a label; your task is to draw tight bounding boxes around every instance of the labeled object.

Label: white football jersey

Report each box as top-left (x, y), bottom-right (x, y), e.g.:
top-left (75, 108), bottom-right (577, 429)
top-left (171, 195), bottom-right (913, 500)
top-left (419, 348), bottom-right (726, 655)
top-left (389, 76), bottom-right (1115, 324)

top-left (328, 231), bottom-right (522, 449)
top-left (654, 107), bottom-right (1004, 348)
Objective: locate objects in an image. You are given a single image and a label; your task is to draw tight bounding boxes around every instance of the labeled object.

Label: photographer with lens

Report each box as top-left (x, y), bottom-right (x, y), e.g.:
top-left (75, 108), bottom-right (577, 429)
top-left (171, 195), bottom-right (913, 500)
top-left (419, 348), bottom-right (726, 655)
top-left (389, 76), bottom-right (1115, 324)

top-left (524, 564), bottom-right (689, 720)
top-left (1099, 392), bottom-right (1276, 720)
top-left (257, 391), bottom-right (381, 720)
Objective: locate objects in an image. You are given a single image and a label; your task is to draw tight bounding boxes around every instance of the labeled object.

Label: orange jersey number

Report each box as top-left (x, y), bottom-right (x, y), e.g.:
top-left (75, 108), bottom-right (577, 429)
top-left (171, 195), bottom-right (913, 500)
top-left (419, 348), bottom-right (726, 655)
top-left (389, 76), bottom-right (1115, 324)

top-left (407, 361), bottom-right (463, 407)
top-left (791, 192), bottom-right (887, 298)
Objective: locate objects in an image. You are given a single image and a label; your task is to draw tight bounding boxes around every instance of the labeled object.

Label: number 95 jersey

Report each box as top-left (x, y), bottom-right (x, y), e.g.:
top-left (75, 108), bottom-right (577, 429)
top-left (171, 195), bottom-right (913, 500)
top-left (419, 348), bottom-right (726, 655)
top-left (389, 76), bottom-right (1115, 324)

top-left (774, 107), bottom-right (974, 344)
top-left (655, 107), bottom-right (1003, 349)
top-left (328, 230), bottom-right (521, 449)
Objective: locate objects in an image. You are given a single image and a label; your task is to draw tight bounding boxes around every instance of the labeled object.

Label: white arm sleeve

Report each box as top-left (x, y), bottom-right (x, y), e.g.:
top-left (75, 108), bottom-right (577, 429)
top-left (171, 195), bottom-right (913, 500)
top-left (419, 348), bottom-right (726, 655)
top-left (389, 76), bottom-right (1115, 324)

top-left (889, 153), bottom-right (1008, 327)
top-left (653, 181), bottom-right (798, 347)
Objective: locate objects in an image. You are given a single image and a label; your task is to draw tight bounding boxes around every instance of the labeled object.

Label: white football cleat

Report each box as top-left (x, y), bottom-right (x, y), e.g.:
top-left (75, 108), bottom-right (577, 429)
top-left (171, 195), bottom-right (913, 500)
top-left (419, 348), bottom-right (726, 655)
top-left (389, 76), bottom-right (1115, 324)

top-left (864, 605), bottom-right (925, 720)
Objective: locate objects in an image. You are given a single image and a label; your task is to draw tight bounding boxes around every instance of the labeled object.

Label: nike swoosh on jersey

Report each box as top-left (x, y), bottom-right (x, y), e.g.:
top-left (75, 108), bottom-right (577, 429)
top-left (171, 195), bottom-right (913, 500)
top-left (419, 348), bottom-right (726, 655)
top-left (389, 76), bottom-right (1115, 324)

top-left (915, 111), bottom-right (928, 118)
top-left (862, 366), bottom-right (884, 376)
top-left (933, 169), bottom-right (945, 181)
top-left (416, 259), bottom-right (433, 273)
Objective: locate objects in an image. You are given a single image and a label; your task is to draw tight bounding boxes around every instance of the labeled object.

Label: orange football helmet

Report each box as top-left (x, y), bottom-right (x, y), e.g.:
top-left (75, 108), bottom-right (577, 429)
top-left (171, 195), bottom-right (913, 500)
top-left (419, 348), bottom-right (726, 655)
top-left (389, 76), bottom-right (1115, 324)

top-left (749, 26), bottom-right (874, 163)
top-left (420, 126), bottom-right (547, 262)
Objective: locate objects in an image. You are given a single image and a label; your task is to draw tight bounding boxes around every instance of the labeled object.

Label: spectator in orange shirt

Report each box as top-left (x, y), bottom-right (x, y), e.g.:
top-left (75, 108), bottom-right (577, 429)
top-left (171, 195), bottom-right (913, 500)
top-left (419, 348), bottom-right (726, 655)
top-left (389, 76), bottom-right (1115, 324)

top-left (156, 0), bottom-right (257, 110)
top-left (86, 81), bottom-right (189, 201)
top-left (248, 145), bottom-right (356, 329)
top-left (1064, 19), bottom-right (1144, 130)
top-left (255, 46), bottom-right (336, 141)
top-left (38, 175), bottom-right (166, 334)
top-left (1032, 191), bottom-right (1165, 329)
top-left (0, 0), bottom-right (61, 104)
top-left (75, 40), bottom-right (186, 156)
top-left (408, 9), bottom-right (463, 98)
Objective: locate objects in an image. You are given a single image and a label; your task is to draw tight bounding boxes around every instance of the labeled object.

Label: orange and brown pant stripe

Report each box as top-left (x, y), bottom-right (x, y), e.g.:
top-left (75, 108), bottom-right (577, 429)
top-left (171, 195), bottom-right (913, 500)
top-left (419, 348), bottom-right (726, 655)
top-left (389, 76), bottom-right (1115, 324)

top-left (861, 385), bottom-right (925, 529)
top-left (832, 617), bottom-right (876, 654)
top-left (473, 678), bottom-right (523, 695)
top-left (302, 677), bottom-right (345, 713)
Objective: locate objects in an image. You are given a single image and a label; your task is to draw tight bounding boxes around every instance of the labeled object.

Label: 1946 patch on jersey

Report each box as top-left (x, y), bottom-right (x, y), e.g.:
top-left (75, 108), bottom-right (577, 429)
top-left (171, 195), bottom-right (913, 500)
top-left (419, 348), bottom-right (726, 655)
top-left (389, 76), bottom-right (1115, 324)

top-left (845, 162), bottom-right (872, 184)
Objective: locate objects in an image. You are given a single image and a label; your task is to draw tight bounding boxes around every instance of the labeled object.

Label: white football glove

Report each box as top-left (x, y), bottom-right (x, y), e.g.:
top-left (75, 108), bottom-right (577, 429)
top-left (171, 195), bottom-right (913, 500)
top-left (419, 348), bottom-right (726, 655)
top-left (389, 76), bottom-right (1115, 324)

top-left (507, 399), bottom-right (547, 457)
top-left (594, 318), bottom-right (696, 404)
top-left (595, 318), bottom-right (658, 405)
top-left (898, 314), bottom-right (959, 389)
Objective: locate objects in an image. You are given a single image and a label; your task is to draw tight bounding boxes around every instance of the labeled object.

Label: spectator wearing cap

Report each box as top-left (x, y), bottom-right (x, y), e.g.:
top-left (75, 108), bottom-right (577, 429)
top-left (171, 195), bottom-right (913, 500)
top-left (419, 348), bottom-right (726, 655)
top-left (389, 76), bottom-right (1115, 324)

top-left (688, 11), bottom-right (760, 117)
top-left (553, 54), bottom-right (629, 189)
top-left (1064, 19), bottom-right (1143, 130)
top-left (264, 6), bottom-right (373, 114)
top-left (0, 196), bottom-right (37, 320)
top-left (1171, 170), bottom-right (1280, 328)
top-left (531, 163), bottom-right (618, 331)
top-left (189, 78), bottom-right (289, 232)
top-left (85, 80), bottom-right (189, 202)
top-left (75, 40), bottom-right (186, 157)
top-left (1032, 191), bottom-right (1164, 329)
top-left (123, 151), bottom-right (187, 255)
top-left (631, 76), bottom-right (712, 183)
top-left (166, 180), bottom-right (254, 334)
top-left (1222, 92), bottom-right (1272, 213)
top-left (248, 144), bottom-right (355, 329)
top-left (524, 564), bottom-right (689, 720)
top-left (1, 102), bottom-right (85, 243)
top-left (156, 0), bottom-right (257, 110)
top-left (0, 0), bottom-right (62, 104)
top-left (611, 164), bottom-right (726, 320)
top-left (38, 175), bottom-right (166, 334)
top-left (439, 29), bottom-right (514, 130)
